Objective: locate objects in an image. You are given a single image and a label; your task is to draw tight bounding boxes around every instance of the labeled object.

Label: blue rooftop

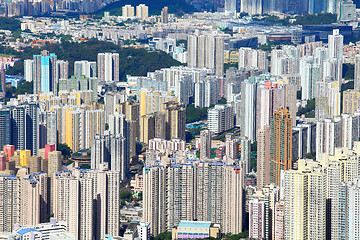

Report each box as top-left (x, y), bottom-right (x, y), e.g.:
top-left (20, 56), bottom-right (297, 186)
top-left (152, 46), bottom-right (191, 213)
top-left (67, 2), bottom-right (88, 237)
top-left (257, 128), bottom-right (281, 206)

top-left (178, 221), bottom-right (211, 228)
top-left (17, 228), bottom-right (40, 235)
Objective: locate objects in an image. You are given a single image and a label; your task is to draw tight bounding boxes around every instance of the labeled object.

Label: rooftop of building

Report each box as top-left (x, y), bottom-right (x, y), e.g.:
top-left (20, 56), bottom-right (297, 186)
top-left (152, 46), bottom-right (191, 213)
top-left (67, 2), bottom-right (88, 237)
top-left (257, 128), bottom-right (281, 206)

top-left (178, 221), bottom-right (212, 228)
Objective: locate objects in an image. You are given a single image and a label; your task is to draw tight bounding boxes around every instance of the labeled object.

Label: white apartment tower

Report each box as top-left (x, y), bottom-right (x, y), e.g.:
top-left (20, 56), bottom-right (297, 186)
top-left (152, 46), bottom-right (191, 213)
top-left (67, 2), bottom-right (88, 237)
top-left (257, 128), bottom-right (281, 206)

top-left (207, 105), bottom-right (235, 134)
top-left (97, 53), bottom-right (120, 82)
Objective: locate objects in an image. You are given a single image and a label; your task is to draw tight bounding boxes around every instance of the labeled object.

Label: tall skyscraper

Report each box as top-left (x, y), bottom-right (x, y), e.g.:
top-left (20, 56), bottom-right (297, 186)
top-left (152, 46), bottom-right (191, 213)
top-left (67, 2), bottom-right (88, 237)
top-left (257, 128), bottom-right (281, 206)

top-left (273, 200), bottom-right (285, 240)
top-left (74, 60), bottom-right (97, 78)
top-left (97, 53), bottom-right (120, 82)
top-left (270, 108), bottom-right (292, 186)
top-left (315, 80), bottom-right (341, 120)
top-left (54, 165), bottom-right (121, 239)
top-left (240, 79), bottom-right (257, 142)
top-left (200, 129), bottom-right (211, 159)
top-left (355, 55), bottom-right (360, 91)
top-left (0, 67), bottom-right (5, 98)
top-left (284, 160), bottom-right (326, 239)
top-left (24, 59), bottom-right (34, 82)
top-left (249, 199), bottom-right (265, 239)
top-left (339, 177), bottom-right (360, 240)
top-left (0, 172), bottom-right (48, 232)
top-left (257, 125), bottom-right (271, 190)
top-left (118, 101), bottom-right (140, 159)
top-left (91, 133), bottom-right (129, 180)
top-left (187, 34), bottom-right (224, 76)
top-left (0, 108), bottom-right (11, 149)
top-left (56, 60), bottom-right (69, 80)
top-left (161, 6), bottom-right (168, 23)
top-left (33, 50), bottom-right (58, 94)
top-left (328, 29), bottom-right (344, 60)
top-left (11, 104), bottom-right (39, 155)
top-left (143, 159), bottom-right (244, 236)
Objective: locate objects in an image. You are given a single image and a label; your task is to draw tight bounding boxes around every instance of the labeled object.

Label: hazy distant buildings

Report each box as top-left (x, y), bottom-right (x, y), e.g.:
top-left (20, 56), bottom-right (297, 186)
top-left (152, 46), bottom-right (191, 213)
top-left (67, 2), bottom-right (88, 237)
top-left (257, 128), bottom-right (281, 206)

top-left (161, 7), bottom-right (168, 23)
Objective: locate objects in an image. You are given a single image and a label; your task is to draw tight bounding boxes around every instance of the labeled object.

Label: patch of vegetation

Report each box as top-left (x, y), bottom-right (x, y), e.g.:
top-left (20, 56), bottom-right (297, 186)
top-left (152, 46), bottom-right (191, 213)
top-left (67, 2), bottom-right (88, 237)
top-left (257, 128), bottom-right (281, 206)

top-left (341, 81), bottom-right (354, 92)
top-left (120, 190), bottom-right (133, 202)
top-left (250, 141), bottom-right (257, 172)
top-left (297, 98), bottom-right (315, 117)
top-left (343, 63), bottom-right (354, 80)
top-left (224, 231), bottom-right (249, 239)
top-left (212, 128), bottom-right (237, 142)
top-left (186, 104), bottom-right (210, 123)
top-left (94, 0), bottom-right (196, 17)
top-left (0, 17), bottom-right (21, 32)
top-left (154, 231), bottom-right (172, 240)
top-left (294, 13), bottom-right (337, 25)
top-left (304, 151), bottom-right (316, 160)
top-left (1, 40), bottom-right (182, 80)
top-left (6, 81), bottom-right (33, 99)
top-left (58, 143), bottom-right (72, 159)
top-left (297, 90), bottom-right (302, 100)
top-left (259, 40), bottom-right (294, 52)
top-left (176, 39), bottom-right (187, 47)
top-left (6, 61), bottom-right (24, 76)
top-left (224, 63), bottom-right (238, 72)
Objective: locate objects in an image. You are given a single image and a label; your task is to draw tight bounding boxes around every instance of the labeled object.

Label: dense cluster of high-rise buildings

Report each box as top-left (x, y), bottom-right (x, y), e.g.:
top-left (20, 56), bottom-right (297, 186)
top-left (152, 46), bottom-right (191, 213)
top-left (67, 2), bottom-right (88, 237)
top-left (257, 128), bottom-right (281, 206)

top-left (3, 1), bottom-right (360, 239)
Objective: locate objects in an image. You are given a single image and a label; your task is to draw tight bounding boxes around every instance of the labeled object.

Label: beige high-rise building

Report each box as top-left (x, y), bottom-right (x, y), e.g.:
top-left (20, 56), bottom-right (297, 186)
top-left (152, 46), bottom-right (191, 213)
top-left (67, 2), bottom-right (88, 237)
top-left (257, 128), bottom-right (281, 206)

top-left (85, 109), bottom-right (105, 149)
top-left (285, 84), bottom-right (297, 126)
top-left (136, 4), bottom-right (148, 19)
top-left (20, 172), bottom-right (48, 225)
top-left (343, 90), bottom-right (360, 114)
top-left (257, 126), bottom-right (271, 190)
top-left (140, 114), bottom-right (155, 144)
top-left (318, 145), bottom-right (360, 239)
top-left (119, 101), bottom-right (140, 159)
top-left (122, 5), bottom-right (135, 18)
top-left (0, 172), bottom-right (47, 232)
top-left (139, 89), bottom-right (176, 116)
top-left (53, 165), bottom-right (120, 239)
top-left (273, 200), bottom-right (285, 240)
top-left (284, 159), bottom-right (326, 240)
top-left (143, 159), bottom-right (244, 236)
top-left (28, 155), bottom-right (42, 173)
top-left (48, 150), bottom-right (63, 213)
top-left (162, 101), bottom-right (186, 141)
top-left (222, 163), bottom-right (244, 234)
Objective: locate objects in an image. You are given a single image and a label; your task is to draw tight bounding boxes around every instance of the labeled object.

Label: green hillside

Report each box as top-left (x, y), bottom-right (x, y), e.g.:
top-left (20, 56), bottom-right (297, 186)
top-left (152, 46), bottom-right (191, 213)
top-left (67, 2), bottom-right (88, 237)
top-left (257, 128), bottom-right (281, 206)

top-left (4, 40), bottom-right (182, 81)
